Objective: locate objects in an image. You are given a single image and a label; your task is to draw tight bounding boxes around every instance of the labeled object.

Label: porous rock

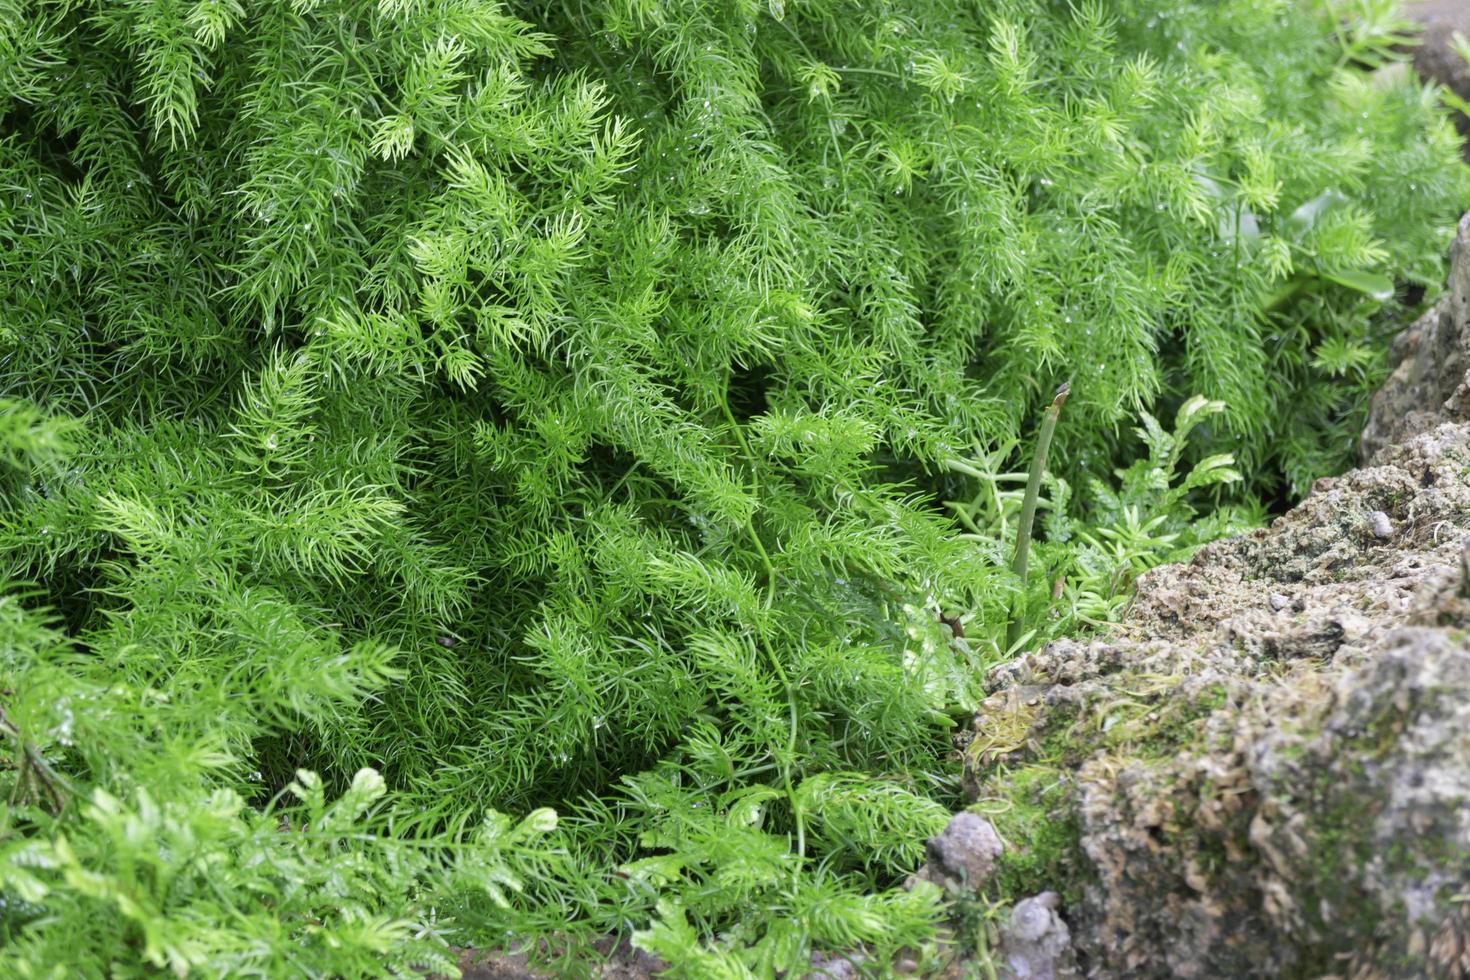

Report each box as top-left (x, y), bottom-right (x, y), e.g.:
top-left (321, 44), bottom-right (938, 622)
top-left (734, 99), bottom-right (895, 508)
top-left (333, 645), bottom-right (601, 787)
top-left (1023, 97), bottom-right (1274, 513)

top-left (1408, 1), bottom-right (1470, 156)
top-left (1361, 211), bottom-right (1470, 463)
top-left (807, 953), bottom-right (867, 979)
top-left (907, 811), bottom-right (1005, 891)
top-left (997, 892), bottom-right (1081, 980)
top-left (967, 212), bottom-right (1470, 977)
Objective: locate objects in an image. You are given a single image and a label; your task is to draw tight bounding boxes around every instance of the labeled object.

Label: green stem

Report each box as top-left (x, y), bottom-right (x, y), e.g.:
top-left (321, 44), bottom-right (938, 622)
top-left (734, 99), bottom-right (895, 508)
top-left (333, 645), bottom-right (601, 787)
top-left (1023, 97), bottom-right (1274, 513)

top-left (1263, 273), bottom-right (1314, 313)
top-left (718, 384), bottom-right (806, 867)
top-left (718, 395), bottom-right (777, 602)
top-left (1007, 382), bottom-right (1069, 649)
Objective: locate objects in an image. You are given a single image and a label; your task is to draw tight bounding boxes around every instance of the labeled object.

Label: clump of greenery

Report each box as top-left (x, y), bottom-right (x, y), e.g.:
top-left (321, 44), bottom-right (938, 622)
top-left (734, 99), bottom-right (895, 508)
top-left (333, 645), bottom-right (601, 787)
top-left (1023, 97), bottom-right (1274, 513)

top-left (0, 588), bottom-right (562, 977)
top-left (947, 394), bottom-right (1255, 649)
top-left (0, 0), bottom-right (1465, 973)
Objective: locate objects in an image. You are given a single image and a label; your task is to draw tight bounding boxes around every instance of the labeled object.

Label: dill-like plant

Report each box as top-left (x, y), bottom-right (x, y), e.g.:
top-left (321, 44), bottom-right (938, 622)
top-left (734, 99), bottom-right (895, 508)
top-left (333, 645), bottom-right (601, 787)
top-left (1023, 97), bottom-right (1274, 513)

top-left (0, 0), bottom-right (1465, 973)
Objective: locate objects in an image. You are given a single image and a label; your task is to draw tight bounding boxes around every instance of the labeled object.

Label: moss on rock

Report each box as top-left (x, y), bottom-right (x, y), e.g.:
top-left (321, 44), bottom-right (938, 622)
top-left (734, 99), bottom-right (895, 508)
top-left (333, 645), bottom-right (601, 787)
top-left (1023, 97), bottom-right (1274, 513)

top-left (959, 256), bottom-right (1470, 975)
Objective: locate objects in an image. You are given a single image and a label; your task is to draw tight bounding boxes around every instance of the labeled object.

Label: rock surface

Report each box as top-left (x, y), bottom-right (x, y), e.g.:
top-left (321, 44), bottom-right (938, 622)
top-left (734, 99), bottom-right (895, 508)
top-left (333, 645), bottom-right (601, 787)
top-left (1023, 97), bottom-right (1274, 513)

top-left (966, 215), bottom-right (1470, 977)
top-left (1408, 1), bottom-right (1470, 157)
top-left (997, 893), bottom-right (1080, 980)
top-left (906, 811), bottom-right (1006, 891)
top-left (1361, 211), bottom-right (1470, 462)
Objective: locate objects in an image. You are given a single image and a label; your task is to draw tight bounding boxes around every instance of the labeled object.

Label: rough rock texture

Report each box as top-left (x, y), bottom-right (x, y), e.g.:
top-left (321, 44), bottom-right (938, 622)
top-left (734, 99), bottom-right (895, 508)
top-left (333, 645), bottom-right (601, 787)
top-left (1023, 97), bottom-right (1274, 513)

top-left (967, 223), bottom-right (1470, 976)
top-left (806, 953), bottom-right (869, 979)
top-left (1361, 211), bottom-right (1470, 462)
top-left (907, 812), bottom-right (1006, 891)
top-left (998, 893), bottom-right (1081, 980)
top-left (1408, 1), bottom-right (1470, 156)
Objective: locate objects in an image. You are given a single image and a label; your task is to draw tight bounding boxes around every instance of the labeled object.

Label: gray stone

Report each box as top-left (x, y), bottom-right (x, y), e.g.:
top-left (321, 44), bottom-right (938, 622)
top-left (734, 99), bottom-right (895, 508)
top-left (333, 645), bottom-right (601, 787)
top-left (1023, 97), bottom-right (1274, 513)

top-left (998, 892), bottom-right (1080, 980)
top-left (907, 811), bottom-right (1005, 891)
top-left (964, 218), bottom-right (1470, 973)
top-left (1408, 1), bottom-right (1470, 158)
top-left (1361, 212), bottom-right (1470, 464)
top-left (806, 954), bottom-right (865, 979)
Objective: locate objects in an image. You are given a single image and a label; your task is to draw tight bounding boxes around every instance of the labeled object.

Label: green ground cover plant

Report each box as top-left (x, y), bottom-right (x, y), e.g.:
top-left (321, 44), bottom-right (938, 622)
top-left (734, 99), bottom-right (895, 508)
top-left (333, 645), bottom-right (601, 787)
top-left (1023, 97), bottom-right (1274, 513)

top-left (0, 0), bottom-right (1466, 974)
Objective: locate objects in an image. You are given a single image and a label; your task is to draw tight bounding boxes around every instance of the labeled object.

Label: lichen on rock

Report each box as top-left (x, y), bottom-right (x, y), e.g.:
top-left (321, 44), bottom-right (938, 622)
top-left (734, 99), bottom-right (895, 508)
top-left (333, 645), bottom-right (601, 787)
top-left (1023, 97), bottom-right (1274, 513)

top-left (1361, 211), bottom-right (1470, 463)
top-left (963, 214), bottom-right (1470, 978)
top-left (997, 892), bottom-right (1081, 980)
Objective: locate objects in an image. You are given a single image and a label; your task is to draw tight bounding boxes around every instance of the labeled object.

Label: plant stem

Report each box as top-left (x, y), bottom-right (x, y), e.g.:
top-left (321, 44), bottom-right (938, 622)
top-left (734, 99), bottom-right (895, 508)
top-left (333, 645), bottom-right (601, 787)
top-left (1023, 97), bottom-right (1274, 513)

top-left (719, 383), bottom-right (806, 867)
top-left (1008, 381), bottom-right (1070, 648)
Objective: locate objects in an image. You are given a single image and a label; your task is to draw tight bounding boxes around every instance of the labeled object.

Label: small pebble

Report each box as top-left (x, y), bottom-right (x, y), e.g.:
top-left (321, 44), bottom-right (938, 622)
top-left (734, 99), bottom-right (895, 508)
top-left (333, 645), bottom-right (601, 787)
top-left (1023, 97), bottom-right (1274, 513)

top-left (1369, 511), bottom-right (1393, 540)
top-left (808, 955), bottom-right (864, 980)
top-left (1268, 593), bottom-right (1290, 612)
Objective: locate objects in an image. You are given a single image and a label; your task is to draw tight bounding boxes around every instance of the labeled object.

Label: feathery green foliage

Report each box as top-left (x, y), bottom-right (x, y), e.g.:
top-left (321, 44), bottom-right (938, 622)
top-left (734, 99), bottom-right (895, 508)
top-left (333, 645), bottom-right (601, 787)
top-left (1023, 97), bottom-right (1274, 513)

top-left (0, 0), bottom-right (1466, 973)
